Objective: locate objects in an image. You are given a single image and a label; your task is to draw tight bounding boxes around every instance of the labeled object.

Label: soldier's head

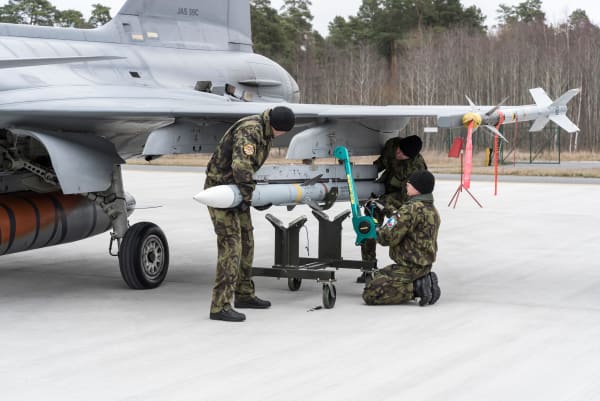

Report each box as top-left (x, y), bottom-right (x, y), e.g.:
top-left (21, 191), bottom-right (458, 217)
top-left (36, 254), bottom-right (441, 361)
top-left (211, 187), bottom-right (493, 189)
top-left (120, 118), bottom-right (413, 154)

top-left (269, 106), bottom-right (295, 137)
top-left (395, 135), bottom-right (422, 160)
top-left (407, 170), bottom-right (435, 196)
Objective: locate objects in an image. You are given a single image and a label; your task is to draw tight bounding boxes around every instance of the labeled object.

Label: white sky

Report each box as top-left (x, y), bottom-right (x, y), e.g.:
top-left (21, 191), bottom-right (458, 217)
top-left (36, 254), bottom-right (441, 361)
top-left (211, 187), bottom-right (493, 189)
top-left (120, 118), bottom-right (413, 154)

top-left (1, 0), bottom-right (598, 34)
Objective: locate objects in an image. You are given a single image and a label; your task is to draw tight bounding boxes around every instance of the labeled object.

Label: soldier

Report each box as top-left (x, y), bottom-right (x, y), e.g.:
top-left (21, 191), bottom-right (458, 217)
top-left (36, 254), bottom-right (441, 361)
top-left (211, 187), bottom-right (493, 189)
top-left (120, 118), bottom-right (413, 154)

top-left (359, 135), bottom-right (428, 282)
top-left (205, 106), bottom-right (295, 322)
top-left (362, 170), bottom-right (441, 306)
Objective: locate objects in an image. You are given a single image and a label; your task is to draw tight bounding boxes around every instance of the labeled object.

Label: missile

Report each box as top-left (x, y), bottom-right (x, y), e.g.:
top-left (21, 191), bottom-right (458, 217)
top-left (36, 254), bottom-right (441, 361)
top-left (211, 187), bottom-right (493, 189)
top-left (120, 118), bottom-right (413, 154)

top-left (438, 88), bottom-right (580, 133)
top-left (193, 181), bottom-right (384, 209)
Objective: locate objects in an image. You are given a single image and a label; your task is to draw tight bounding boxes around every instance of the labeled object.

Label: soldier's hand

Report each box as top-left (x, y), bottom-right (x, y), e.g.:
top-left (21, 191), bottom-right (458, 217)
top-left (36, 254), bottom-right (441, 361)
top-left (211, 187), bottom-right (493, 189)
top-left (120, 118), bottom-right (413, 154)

top-left (236, 200), bottom-right (251, 212)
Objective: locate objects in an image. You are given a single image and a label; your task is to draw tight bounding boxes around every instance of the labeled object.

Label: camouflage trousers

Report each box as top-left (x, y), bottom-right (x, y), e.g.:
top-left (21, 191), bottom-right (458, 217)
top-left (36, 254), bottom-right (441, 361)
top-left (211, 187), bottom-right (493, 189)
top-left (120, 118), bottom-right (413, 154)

top-left (360, 195), bottom-right (403, 263)
top-left (362, 264), bottom-right (431, 305)
top-left (208, 207), bottom-right (256, 313)
top-left (361, 238), bottom-right (377, 262)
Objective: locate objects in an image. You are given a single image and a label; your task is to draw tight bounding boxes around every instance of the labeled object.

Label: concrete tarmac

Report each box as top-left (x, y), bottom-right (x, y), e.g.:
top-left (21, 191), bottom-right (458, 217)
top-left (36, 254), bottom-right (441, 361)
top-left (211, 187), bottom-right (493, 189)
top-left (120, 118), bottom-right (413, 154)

top-left (1, 166), bottom-right (600, 401)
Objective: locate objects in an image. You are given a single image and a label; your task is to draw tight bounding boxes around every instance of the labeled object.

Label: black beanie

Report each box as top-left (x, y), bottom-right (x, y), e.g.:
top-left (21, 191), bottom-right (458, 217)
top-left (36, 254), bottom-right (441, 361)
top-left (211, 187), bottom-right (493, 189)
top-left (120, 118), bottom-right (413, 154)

top-left (398, 135), bottom-right (422, 158)
top-left (269, 106), bottom-right (295, 132)
top-left (408, 170), bottom-right (435, 195)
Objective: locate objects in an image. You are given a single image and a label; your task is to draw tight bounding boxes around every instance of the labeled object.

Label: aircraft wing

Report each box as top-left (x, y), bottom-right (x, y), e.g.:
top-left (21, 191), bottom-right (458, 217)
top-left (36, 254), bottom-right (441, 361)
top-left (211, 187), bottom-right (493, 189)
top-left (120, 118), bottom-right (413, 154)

top-left (0, 85), bottom-right (470, 121)
top-left (0, 84), bottom-right (579, 194)
top-left (0, 85), bottom-right (475, 160)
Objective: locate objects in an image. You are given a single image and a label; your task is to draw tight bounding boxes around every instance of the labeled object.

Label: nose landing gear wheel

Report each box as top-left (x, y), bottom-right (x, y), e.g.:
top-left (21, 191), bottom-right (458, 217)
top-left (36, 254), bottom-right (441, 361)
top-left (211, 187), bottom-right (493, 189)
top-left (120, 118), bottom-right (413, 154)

top-left (322, 283), bottom-right (336, 309)
top-left (119, 222), bottom-right (169, 289)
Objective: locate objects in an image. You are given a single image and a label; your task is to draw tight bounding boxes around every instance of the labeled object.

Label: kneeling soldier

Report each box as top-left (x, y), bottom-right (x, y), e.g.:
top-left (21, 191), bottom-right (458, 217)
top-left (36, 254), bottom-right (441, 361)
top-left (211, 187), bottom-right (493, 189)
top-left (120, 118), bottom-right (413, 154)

top-left (362, 170), bottom-right (441, 306)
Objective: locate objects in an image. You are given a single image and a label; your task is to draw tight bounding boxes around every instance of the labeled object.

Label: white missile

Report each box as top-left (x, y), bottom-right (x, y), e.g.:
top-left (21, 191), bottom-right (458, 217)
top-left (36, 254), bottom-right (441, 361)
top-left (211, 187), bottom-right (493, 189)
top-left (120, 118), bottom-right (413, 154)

top-left (193, 184), bottom-right (242, 208)
top-left (437, 87), bottom-right (581, 133)
top-left (193, 182), bottom-right (384, 208)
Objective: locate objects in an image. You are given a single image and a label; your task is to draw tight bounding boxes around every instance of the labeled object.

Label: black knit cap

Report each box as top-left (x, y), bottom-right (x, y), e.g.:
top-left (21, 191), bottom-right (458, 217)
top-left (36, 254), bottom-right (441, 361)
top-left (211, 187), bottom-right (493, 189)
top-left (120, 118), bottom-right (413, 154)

top-left (269, 106), bottom-right (295, 132)
top-left (408, 170), bottom-right (435, 195)
top-left (398, 135), bottom-right (423, 158)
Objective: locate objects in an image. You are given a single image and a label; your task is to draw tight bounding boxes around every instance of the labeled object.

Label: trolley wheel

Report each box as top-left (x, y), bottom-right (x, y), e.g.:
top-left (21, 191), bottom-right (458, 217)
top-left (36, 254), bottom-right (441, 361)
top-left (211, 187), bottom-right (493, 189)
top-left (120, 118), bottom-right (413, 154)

top-left (322, 283), bottom-right (337, 309)
top-left (118, 222), bottom-right (169, 289)
top-left (364, 271), bottom-right (374, 285)
top-left (288, 277), bottom-right (302, 291)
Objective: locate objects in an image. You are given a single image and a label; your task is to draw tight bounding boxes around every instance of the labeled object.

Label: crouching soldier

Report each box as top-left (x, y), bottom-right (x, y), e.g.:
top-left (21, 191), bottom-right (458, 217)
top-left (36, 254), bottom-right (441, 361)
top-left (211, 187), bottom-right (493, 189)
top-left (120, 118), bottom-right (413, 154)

top-left (362, 170), bottom-right (441, 306)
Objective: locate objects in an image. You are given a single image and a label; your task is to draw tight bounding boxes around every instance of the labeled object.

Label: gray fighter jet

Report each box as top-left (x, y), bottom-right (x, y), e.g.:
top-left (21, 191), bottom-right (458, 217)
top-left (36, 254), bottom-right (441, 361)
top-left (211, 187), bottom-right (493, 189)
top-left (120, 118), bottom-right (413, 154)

top-left (0, 0), bottom-right (579, 289)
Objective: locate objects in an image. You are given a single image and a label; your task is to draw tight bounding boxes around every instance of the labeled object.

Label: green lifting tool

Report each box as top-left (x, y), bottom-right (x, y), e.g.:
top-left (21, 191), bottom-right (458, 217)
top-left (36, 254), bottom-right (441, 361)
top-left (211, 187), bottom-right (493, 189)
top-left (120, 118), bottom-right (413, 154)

top-left (333, 146), bottom-right (377, 245)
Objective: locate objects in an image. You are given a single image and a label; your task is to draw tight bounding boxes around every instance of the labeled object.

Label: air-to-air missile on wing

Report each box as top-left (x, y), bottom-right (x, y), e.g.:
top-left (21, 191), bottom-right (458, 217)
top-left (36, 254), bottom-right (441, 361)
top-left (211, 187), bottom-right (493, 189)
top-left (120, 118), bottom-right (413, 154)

top-left (0, 0), bottom-right (580, 294)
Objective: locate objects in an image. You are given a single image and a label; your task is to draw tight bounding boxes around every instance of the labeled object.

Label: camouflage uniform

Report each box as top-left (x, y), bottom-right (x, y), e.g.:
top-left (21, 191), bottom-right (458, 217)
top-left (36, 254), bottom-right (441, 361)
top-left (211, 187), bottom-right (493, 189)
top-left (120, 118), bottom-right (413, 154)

top-left (361, 137), bottom-right (428, 262)
top-left (362, 193), bottom-right (441, 305)
top-left (205, 110), bottom-right (274, 314)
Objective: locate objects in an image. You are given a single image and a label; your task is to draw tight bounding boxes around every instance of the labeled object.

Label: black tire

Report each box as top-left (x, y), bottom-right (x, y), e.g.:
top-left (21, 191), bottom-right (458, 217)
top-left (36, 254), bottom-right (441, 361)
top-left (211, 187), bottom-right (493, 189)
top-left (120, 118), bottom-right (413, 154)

top-left (322, 284), bottom-right (336, 309)
top-left (288, 277), bottom-right (302, 291)
top-left (118, 222), bottom-right (169, 289)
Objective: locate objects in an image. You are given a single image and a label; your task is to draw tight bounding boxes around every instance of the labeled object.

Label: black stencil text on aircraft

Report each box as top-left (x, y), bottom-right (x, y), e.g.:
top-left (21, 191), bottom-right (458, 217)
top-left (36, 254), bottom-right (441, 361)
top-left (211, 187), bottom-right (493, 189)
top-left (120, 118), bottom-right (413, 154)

top-left (177, 8), bottom-right (200, 17)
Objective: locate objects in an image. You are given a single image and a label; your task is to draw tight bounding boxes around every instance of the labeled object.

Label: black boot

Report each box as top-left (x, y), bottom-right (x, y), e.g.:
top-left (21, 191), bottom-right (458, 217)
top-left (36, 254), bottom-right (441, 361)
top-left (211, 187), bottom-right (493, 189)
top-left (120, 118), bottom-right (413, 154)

top-left (210, 307), bottom-right (246, 322)
top-left (234, 295), bottom-right (271, 309)
top-left (429, 272), bottom-right (441, 305)
top-left (356, 271), bottom-right (368, 283)
top-left (413, 275), bottom-right (433, 306)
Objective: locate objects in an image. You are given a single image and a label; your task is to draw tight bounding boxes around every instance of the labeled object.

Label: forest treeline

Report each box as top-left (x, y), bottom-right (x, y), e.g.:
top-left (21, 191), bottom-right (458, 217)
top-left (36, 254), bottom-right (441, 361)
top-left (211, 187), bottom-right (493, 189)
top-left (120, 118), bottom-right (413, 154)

top-left (1, 0), bottom-right (598, 153)
top-left (251, 0), bottom-right (598, 154)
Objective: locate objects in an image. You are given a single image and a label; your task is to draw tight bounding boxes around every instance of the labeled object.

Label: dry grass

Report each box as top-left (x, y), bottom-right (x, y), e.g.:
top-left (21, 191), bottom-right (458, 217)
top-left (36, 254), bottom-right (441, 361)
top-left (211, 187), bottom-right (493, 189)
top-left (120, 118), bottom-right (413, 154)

top-left (128, 150), bottom-right (600, 178)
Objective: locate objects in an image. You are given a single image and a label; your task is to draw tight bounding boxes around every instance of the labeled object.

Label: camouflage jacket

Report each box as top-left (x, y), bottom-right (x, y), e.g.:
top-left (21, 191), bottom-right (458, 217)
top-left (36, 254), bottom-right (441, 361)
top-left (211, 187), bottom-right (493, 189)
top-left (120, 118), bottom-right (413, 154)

top-left (204, 110), bottom-right (274, 203)
top-left (378, 154), bottom-right (428, 209)
top-left (374, 138), bottom-right (427, 208)
top-left (377, 193), bottom-right (441, 269)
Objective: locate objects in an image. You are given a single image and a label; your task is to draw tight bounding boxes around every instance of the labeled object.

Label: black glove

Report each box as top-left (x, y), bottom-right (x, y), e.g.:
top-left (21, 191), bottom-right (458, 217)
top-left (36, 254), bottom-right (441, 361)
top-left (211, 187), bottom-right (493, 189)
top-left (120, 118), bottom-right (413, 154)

top-left (236, 200), bottom-right (251, 212)
top-left (364, 199), bottom-right (385, 226)
top-left (253, 203), bottom-right (272, 211)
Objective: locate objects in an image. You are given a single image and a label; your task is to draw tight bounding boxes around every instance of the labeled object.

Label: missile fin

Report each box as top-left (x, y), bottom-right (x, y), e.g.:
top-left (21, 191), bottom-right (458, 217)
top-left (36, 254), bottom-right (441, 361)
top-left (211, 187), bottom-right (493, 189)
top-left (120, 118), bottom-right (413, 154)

top-left (529, 88), bottom-right (553, 107)
top-left (529, 117), bottom-right (550, 132)
top-left (465, 95), bottom-right (476, 107)
top-left (485, 97), bottom-right (510, 116)
top-left (551, 88), bottom-right (581, 108)
top-left (306, 200), bottom-right (323, 212)
top-left (482, 125), bottom-right (509, 142)
top-left (549, 115), bottom-right (579, 133)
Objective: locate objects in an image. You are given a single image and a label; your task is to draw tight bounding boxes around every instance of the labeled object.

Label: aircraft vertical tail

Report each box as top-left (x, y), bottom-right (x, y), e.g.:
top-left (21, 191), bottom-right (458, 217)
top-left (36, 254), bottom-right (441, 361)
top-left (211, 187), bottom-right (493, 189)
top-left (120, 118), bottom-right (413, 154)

top-left (112, 0), bottom-right (252, 50)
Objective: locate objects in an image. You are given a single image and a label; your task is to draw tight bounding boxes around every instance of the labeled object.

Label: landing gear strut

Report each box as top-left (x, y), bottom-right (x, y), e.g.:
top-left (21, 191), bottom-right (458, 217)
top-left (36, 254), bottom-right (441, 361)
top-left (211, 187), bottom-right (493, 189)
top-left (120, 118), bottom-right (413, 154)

top-left (94, 165), bottom-right (170, 289)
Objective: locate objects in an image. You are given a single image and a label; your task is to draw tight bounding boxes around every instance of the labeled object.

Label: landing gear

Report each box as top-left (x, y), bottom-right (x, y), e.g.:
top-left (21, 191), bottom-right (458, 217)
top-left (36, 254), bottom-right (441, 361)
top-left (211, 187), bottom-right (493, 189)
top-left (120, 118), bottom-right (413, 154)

top-left (118, 222), bottom-right (169, 289)
top-left (93, 165), bottom-right (170, 289)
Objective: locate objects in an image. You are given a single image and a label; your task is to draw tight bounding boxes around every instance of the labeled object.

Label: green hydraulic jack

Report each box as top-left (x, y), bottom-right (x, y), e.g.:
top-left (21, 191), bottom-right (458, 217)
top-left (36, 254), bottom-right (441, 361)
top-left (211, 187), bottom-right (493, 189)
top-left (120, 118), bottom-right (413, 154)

top-left (333, 146), bottom-right (377, 245)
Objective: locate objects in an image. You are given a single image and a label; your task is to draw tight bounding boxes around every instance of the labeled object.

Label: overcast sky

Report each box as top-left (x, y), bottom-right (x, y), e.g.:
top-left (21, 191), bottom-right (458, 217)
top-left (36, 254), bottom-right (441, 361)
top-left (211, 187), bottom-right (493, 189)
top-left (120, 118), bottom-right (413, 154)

top-left (1, 0), bottom-right (598, 34)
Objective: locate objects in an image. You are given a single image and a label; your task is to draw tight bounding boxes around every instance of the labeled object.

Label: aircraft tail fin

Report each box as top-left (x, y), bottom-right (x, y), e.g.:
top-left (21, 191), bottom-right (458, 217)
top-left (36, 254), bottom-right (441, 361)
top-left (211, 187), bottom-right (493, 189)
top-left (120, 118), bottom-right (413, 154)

top-left (112, 0), bottom-right (252, 50)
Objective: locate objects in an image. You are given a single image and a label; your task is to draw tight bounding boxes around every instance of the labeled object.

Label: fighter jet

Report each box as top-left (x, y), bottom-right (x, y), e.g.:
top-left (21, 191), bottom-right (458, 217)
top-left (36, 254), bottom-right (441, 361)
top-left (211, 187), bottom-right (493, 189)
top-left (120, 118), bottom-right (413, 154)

top-left (0, 0), bottom-right (580, 289)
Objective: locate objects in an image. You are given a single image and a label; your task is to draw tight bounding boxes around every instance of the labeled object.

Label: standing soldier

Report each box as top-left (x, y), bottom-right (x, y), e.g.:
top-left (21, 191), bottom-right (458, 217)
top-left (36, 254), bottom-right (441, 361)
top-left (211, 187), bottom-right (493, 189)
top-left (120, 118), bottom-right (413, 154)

top-left (205, 106), bottom-right (295, 322)
top-left (359, 135), bottom-right (428, 282)
top-left (362, 170), bottom-right (441, 306)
